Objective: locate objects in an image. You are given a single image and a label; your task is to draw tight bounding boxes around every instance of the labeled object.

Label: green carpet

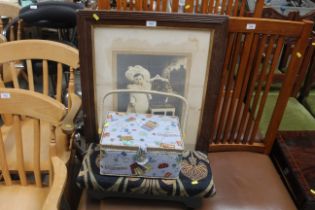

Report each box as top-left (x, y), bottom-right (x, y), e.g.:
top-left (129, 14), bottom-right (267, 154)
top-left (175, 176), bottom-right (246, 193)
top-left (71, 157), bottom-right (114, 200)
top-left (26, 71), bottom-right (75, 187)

top-left (260, 93), bottom-right (315, 135)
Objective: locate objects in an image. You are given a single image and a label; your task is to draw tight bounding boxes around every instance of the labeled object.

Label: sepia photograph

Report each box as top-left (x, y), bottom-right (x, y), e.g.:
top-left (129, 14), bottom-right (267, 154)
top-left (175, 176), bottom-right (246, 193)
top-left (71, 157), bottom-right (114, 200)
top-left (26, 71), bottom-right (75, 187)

top-left (115, 53), bottom-right (191, 120)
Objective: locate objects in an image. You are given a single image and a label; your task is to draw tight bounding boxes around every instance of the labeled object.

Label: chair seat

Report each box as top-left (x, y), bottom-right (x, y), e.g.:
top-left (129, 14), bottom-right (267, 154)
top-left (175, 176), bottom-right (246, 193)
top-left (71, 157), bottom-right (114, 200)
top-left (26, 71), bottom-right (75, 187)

top-left (0, 185), bottom-right (49, 210)
top-left (205, 151), bottom-right (297, 210)
top-left (260, 95), bottom-right (315, 134)
top-left (76, 143), bottom-right (215, 207)
top-left (303, 94), bottom-right (315, 117)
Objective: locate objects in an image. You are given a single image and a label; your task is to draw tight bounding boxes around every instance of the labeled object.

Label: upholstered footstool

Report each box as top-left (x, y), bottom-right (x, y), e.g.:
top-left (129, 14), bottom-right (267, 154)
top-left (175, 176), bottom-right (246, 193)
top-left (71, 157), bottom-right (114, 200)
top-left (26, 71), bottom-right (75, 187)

top-left (76, 143), bottom-right (215, 209)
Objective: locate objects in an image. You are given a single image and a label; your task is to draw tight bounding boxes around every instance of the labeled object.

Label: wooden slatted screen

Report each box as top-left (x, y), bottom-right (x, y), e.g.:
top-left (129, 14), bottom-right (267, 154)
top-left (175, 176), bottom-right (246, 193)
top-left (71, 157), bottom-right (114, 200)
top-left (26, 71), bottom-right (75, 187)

top-left (99, 0), bottom-right (168, 11)
top-left (97, 0), bottom-right (264, 16)
top-left (175, 0), bottom-right (264, 16)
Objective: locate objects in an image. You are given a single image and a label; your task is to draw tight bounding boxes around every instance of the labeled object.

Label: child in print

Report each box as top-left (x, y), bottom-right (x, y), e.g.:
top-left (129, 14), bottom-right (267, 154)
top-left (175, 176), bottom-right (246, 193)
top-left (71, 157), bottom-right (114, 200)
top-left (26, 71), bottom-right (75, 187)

top-left (125, 65), bottom-right (152, 113)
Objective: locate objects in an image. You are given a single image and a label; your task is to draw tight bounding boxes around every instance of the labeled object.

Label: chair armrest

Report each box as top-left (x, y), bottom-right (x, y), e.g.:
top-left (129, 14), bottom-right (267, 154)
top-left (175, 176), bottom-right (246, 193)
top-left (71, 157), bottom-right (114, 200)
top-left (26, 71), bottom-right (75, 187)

top-left (61, 93), bottom-right (82, 135)
top-left (42, 157), bottom-right (67, 210)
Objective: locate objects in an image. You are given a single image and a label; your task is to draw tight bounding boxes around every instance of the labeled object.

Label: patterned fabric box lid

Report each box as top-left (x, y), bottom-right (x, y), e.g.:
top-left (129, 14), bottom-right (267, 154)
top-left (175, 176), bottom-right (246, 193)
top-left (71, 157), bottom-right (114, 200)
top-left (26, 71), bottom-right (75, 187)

top-left (100, 112), bottom-right (184, 151)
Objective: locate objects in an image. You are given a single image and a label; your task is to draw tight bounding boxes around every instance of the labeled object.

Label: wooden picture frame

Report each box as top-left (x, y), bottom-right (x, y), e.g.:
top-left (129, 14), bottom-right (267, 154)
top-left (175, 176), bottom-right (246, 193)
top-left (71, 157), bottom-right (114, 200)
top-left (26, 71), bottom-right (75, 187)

top-left (77, 11), bottom-right (228, 152)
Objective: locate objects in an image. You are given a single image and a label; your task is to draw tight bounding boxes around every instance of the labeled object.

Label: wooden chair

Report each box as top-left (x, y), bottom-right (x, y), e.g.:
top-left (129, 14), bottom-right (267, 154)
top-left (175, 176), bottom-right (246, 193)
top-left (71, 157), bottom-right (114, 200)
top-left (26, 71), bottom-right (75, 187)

top-left (207, 17), bottom-right (313, 151)
top-left (0, 88), bottom-right (70, 210)
top-left (0, 39), bottom-right (81, 209)
top-left (262, 8), bottom-right (315, 97)
top-left (0, 39), bottom-right (81, 163)
top-left (0, 2), bottom-right (22, 41)
top-left (202, 17), bottom-right (313, 210)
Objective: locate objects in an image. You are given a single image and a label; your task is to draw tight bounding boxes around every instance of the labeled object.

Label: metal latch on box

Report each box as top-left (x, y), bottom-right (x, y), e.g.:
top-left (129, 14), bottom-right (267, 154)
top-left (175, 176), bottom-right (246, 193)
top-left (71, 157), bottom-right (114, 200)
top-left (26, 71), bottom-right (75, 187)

top-left (135, 145), bottom-right (148, 165)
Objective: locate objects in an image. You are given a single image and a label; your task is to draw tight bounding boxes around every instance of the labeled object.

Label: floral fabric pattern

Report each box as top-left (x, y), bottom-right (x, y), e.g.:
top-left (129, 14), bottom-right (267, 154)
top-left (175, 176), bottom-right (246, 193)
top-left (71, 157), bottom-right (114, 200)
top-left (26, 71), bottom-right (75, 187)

top-left (76, 143), bottom-right (215, 198)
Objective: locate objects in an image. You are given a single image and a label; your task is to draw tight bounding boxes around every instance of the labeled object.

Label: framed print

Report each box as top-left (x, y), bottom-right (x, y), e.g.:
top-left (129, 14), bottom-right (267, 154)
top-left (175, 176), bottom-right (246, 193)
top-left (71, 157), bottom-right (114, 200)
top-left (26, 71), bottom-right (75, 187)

top-left (77, 11), bottom-right (228, 152)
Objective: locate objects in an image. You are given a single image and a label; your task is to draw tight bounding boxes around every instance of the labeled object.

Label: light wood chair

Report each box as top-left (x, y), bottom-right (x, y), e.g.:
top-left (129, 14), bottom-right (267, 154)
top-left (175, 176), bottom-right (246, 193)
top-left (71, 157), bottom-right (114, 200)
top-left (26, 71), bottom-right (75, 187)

top-left (0, 39), bottom-right (81, 161)
top-left (0, 39), bottom-right (81, 210)
top-left (0, 88), bottom-right (71, 210)
top-left (0, 3), bottom-right (25, 85)
top-left (0, 2), bottom-right (22, 41)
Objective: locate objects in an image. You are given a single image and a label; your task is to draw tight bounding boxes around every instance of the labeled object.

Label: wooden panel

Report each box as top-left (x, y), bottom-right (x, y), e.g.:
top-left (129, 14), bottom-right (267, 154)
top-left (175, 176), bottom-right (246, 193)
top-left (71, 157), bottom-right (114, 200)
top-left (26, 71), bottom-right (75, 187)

top-left (184, 0), bottom-right (194, 13)
top-left (214, 0), bottom-right (220, 14)
top-left (42, 157), bottom-right (67, 210)
top-left (231, 34), bottom-right (259, 143)
top-left (26, 60), bottom-right (35, 91)
top-left (220, 0), bottom-right (227, 15)
top-left (226, 0), bottom-right (233, 15)
top-left (161, 0), bottom-right (167, 11)
top-left (43, 60), bottom-right (49, 95)
top-left (9, 62), bottom-right (19, 88)
top-left (223, 33), bottom-right (254, 143)
top-left (249, 36), bottom-right (284, 144)
top-left (298, 34), bottom-right (315, 101)
top-left (56, 63), bottom-right (63, 102)
top-left (244, 36), bottom-right (277, 142)
top-left (68, 68), bottom-right (75, 108)
top-left (0, 129), bottom-right (12, 185)
top-left (235, 35), bottom-right (267, 143)
top-left (292, 36), bottom-right (315, 97)
top-left (171, 0), bottom-right (179, 12)
top-left (208, 0), bottom-right (215, 13)
top-left (209, 142), bottom-right (265, 153)
top-left (0, 88), bottom-right (66, 125)
top-left (210, 18), bottom-right (313, 154)
top-left (0, 40), bottom-right (79, 68)
top-left (33, 119), bottom-right (42, 187)
top-left (215, 33), bottom-right (242, 143)
top-left (13, 115), bottom-right (27, 185)
top-left (200, 0), bottom-right (208, 13)
top-left (0, 78), bottom-right (12, 125)
top-left (210, 33), bottom-right (235, 143)
top-left (97, 0), bottom-right (110, 9)
top-left (238, 0), bottom-right (246, 16)
top-left (253, 0), bottom-right (264, 17)
top-left (229, 18), bottom-right (304, 37)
